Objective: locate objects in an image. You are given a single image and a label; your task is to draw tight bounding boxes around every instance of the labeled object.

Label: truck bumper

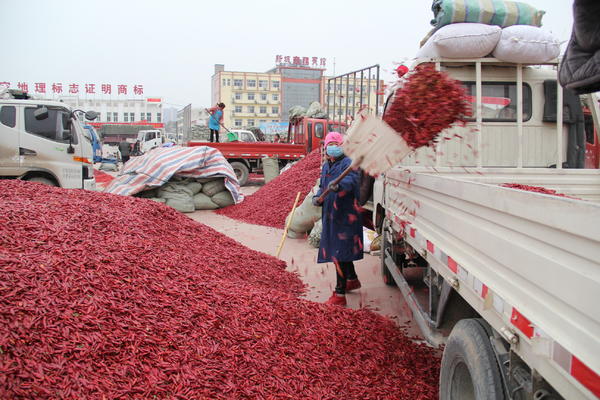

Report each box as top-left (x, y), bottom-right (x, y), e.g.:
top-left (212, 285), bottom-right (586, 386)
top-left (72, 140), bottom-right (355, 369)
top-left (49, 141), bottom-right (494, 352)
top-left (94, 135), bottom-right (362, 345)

top-left (84, 177), bottom-right (97, 191)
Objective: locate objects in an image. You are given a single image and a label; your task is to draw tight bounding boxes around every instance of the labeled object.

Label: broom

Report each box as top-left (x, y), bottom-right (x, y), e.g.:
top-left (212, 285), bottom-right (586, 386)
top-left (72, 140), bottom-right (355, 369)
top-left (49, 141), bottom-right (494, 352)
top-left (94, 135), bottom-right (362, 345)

top-left (317, 64), bottom-right (469, 203)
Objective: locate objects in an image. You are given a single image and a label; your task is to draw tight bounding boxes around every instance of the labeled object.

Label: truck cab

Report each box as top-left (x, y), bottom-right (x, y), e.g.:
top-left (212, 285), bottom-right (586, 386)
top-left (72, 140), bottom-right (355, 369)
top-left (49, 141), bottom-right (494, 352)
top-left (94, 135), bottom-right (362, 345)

top-left (136, 129), bottom-right (164, 154)
top-left (0, 98), bottom-right (96, 189)
top-left (287, 117), bottom-right (347, 153)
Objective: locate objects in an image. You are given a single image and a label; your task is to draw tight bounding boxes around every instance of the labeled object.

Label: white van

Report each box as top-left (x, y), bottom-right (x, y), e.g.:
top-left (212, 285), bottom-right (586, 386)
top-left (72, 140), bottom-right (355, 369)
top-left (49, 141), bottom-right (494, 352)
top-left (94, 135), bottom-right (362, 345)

top-left (0, 99), bottom-right (97, 189)
top-left (136, 129), bottom-right (164, 154)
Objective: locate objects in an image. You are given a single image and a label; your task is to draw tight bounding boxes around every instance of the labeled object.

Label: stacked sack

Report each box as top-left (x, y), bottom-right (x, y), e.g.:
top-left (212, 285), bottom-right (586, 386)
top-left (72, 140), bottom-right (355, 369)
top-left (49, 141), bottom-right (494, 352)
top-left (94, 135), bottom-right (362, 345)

top-left (417, 0), bottom-right (560, 64)
top-left (136, 177), bottom-right (235, 213)
top-left (285, 179), bottom-right (322, 239)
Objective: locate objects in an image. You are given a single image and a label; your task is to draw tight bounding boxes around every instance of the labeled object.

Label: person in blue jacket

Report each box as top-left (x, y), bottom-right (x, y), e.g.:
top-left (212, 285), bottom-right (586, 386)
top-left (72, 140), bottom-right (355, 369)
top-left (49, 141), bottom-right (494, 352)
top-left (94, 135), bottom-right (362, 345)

top-left (313, 131), bottom-right (363, 306)
top-left (208, 103), bottom-right (225, 142)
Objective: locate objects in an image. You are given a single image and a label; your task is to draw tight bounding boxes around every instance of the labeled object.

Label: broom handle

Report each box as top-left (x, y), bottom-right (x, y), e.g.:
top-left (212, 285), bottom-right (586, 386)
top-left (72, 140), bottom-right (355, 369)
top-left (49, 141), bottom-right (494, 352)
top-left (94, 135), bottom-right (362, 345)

top-left (316, 158), bottom-right (361, 203)
top-left (275, 191), bottom-right (302, 258)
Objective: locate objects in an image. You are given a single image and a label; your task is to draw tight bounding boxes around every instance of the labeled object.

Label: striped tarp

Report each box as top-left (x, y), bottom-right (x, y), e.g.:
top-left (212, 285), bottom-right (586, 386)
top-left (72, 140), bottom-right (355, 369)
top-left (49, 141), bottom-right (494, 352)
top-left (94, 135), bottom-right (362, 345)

top-left (104, 146), bottom-right (243, 203)
top-left (431, 0), bottom-right (545, 30)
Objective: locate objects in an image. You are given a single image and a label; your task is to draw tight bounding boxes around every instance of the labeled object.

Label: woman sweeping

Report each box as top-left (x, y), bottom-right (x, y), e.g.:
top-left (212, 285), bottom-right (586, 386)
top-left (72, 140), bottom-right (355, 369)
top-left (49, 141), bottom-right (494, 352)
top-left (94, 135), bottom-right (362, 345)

top-left (313, 131), bottom-right (363, 306)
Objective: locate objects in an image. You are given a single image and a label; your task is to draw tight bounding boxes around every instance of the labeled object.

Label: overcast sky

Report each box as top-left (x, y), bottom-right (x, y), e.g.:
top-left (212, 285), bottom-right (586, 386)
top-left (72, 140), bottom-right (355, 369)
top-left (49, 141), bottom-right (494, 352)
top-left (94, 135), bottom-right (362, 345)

top-left (1, 0), bottom-right (573, 109)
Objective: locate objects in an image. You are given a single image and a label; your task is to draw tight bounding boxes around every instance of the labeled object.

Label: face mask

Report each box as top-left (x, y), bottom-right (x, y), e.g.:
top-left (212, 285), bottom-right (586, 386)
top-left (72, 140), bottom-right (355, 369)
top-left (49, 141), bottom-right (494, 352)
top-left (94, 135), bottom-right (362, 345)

top-left (326, 145), bottom-right (343, 158)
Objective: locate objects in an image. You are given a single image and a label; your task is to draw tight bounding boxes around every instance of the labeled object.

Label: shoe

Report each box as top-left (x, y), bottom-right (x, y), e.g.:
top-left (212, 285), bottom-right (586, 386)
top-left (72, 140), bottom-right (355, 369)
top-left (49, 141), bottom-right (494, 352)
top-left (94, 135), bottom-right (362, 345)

top-left (326, 292), bottom-right (347, 306)
top-left (346, 279), bottom-right (361, 292)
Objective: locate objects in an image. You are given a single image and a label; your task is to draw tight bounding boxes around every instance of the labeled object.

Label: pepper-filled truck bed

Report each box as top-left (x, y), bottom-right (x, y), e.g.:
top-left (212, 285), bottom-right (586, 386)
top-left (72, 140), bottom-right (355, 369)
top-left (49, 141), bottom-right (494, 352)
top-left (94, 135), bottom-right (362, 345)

top-left (380, 166), bottom-right (600, 399)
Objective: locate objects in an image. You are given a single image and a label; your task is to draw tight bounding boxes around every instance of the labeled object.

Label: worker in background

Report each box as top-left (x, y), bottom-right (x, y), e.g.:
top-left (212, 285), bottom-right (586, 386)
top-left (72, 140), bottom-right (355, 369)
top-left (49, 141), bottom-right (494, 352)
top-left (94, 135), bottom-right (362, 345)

top-left (313, 131), bottom-right (363, 306)
top-left (208, 103), bottom-right (225, 142)
top-left (118, 141), bottom-right (131, 164)
top-left (273, 133), bottom-right (282, 143)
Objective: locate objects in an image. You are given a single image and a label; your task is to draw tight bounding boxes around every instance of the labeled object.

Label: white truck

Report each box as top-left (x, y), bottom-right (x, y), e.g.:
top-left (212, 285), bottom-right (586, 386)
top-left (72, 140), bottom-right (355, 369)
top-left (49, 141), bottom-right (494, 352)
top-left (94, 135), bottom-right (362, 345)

top-left (0, 96), bottom-right (97, 189)
top-left (373, 58), bottom-right (600, 400)
top-left (134, 129), bottom-right (164, 154)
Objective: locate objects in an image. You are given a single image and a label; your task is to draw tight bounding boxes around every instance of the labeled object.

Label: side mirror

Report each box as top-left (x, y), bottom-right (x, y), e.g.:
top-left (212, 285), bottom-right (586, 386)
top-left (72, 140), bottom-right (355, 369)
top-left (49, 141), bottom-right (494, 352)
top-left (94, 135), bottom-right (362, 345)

top-left (85, 111), bottom-right (99, 121)
top-left (34, 107), bottom-right (49, 120)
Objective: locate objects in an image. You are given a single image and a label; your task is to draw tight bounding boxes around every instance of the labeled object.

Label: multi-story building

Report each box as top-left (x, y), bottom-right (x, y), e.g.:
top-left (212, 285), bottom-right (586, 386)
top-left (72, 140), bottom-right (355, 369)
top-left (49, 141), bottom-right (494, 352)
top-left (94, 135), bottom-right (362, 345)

top-left (211, 62), bottom-right (383, 131)
top-left (212, 64), bottom-right (283, 131)
top-left (59, 96), bottom-right (164, 128)
top-left (322, 74), bottom-right (384, 121)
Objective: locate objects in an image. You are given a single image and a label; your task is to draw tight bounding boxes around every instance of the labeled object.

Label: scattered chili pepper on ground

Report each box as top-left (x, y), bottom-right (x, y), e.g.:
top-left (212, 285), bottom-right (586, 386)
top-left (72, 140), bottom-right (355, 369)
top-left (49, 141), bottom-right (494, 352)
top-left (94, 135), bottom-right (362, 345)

top-left (383, 64), bottom-right (470, 149)
top-left (217, 150), bottom-right (322, 228)
top-left (0, 180), bottom-right (440, 399)
top-left (501, 183), bottom-right (578, 199)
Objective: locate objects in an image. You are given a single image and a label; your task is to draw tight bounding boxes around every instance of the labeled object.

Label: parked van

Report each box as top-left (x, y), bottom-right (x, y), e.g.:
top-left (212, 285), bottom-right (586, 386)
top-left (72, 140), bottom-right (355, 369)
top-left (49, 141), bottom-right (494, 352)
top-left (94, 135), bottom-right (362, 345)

top-left (0, 98), bottom-right (97, 189)
top-left (135, 129), bottom-right (164, 154)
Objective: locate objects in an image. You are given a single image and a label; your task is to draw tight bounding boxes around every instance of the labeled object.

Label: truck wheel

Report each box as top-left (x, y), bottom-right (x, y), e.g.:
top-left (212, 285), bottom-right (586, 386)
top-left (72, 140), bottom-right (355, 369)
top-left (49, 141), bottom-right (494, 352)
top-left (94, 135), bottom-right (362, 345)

top-left (230, 161), bottom-right (249, 186)
top-left (440, 319), bottom-right (504, 400)
top-left (380, 221), bottom-right (397, 286)
top-left (27, 177), bottom-right (58, 187)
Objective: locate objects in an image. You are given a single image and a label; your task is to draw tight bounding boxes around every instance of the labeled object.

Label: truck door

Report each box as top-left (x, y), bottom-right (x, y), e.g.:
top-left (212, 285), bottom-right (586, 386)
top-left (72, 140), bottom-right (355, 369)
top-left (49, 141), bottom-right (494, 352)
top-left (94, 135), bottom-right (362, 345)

top-left (20, 105), bottom-right (83, 188)
top-left (0, 104), bottom-right (19, 174)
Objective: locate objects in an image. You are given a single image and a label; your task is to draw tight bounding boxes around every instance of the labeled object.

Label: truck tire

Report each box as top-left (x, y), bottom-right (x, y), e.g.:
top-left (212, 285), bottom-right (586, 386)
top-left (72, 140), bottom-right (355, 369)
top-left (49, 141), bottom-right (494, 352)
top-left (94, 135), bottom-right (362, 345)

top-left (230, 161), bottom-right (249, 186)
top-left (27, 177), bottom-right (58, 187)
top-left (380, 221), bottom-right (397, 286)
top-left (440, 319), bottom-right (504, 400)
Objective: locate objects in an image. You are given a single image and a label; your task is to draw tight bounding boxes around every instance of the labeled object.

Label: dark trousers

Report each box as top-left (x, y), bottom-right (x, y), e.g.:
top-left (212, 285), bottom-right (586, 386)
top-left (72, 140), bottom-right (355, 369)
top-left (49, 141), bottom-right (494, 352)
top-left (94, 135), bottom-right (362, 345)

top-left (334, 261), bottom-right (358, 295)
top-left (210, 129), bottom-right (219, 142)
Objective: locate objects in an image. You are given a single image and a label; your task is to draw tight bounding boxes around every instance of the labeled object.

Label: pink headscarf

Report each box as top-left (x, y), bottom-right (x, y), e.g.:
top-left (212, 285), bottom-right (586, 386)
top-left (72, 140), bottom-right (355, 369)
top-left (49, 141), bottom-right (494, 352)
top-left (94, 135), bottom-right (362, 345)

top-left (324, 131), bottom-right (344, 147)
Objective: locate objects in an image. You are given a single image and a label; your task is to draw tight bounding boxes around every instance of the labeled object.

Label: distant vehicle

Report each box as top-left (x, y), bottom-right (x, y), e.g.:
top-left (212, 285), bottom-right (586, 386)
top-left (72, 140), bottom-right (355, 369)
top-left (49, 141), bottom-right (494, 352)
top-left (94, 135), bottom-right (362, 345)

top-left (135, 129), bottom-right (164, 154)
top-left (228, 129), bottom-right (257, 142)
top-left (82, 124), bottom-right (103, 163)
top-left (0, 96), bottom-right (97, 189)
top-left (187, 118), bottom-right (346, 185)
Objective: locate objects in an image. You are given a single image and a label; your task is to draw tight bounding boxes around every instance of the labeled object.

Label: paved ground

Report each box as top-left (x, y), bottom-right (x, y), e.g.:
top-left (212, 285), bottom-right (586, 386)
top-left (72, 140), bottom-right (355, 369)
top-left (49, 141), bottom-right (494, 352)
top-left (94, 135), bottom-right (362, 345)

top-left (188, 184), bottom-right (421, 336)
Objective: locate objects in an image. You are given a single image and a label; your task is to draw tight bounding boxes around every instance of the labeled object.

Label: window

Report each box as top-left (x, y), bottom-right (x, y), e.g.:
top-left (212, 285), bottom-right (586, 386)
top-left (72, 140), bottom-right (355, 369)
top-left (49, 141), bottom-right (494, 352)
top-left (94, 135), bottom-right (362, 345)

top-left (0, 106), bottom-right (16, 127)
top-left (272, 94), bottom-right (279, 101)
top-left (259, 106), bottom-right (267, 114)
top-left (272, 80), bottom-right (280, 89)
top-left (271, 119), bottom-right (278, 123)
top-left (222, 78), bottom-right (227, 86)
top-left (248, 106), bottom-right (255, 113)
top-left (463, 82), bottom-right (532, 122)
top-left (130, 112), bottom-right (135, 121)
top-left (247, 79), bottom-right (256, 87)
top-left (235, 119), bottom-right (242, 127)
top-left (247, 120), bottom-right (255, 127)
top-left (272, 106), bottom-right (278, 114)
top-left (124, 113), bottom-right (129, 122)
top-left (234, 79), bottom-right (243, 87)
top-left (146, 112), bottom-right (151, 122)
top-left (247, 93), bottom-right (255, 100)
top-left (24, 107), bottom-right (77, 144)
top-left (145, 131), bottom-right (157, 140)
top-left (157, 113), bottom-right (161, 123)
top-left (258, 80), bottom-right (268, 89)
top-left (314, 122), bottom-right (324, 138)
top-left (227, 79), bottom-right (231, 86)
top-left (107, 113), bottom-right (111, 122)
top-left (260, 93), bottom-right (267, 101)
top-left (235, 105), bottom-right (242, 113)
top-left (113, 112), bottom-right (118, 122)
top-left (259, 120), bottom-right (266, 124)
top-left (234, 92), bottom-right (241, 100)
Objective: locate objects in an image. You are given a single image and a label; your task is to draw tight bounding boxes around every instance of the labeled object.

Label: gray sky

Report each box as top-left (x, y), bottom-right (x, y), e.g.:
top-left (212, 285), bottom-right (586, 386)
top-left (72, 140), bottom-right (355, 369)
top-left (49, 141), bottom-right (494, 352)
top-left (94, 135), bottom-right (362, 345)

top-left (1, 0), bottom-right (573, 109)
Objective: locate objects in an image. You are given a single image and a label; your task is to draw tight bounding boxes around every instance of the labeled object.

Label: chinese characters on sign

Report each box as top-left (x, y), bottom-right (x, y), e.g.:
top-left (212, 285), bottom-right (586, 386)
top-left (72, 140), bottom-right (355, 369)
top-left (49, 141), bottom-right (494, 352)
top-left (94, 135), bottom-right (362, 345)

top-left (275, 55), bottom-right (326, 67)
top-left (0, 81), bottom-right (144, 96)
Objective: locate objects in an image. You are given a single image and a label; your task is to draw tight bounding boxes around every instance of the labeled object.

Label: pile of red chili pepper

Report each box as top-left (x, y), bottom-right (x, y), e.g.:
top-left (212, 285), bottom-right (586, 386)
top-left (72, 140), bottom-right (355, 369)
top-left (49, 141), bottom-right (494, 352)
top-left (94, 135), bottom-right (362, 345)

top-left (383, 64), bottom-right (470, 148)
top-left (0, 180), bottom-right (440, 399)
top-left (501, 183), bottom-right (574, 198)
top-left (217, 150), bottom-right (322, 229)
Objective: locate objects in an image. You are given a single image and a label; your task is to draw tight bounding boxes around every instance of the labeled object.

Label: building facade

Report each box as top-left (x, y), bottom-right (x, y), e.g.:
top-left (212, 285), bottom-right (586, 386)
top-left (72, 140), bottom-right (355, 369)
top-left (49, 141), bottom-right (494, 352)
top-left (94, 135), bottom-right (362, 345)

top-left (212, 64), bottom-right (282, 131)
top-left (59, 96), bottom-right (164, 129)
top-left (211, 62), bottom-right (384, 131)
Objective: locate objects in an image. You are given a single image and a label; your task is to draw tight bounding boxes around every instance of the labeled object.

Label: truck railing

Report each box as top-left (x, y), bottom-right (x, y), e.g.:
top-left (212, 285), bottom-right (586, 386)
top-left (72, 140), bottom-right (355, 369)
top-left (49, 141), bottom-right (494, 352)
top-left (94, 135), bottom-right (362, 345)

top-left (327, 64), bottom-right (381, 126)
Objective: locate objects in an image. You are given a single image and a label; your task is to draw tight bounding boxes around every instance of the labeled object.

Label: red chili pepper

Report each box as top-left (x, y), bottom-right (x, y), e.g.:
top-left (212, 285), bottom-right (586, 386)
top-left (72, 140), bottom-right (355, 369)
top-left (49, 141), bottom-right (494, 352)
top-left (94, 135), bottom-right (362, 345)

top-left (1, 179), bottom-right (440, 399)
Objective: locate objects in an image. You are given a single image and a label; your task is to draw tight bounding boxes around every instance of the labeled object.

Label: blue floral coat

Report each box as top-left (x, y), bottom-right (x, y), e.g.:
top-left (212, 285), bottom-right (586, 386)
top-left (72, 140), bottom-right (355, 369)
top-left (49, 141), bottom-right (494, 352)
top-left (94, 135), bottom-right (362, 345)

top-left (315, 155), bottom-right (363, 263)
